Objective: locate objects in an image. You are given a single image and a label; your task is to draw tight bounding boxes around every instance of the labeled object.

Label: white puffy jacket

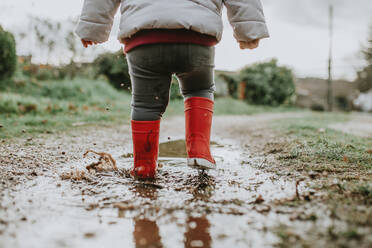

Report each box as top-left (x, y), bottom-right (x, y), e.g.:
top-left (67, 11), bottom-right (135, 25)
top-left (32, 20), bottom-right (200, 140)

top-left (76, 0), bottom-right (269, 44)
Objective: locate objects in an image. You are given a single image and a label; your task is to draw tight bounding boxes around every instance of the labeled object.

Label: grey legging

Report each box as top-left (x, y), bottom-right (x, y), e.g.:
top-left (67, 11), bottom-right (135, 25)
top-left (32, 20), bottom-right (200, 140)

top-left (126, 43), bottom-right (216, 121)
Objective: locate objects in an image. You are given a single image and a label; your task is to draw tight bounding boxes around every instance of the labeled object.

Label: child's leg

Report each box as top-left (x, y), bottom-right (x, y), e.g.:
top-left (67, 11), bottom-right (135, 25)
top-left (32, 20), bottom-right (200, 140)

top-left (176, 45), bottom-right (216, 169)
top-left (176, 45), bottom-right (215, 100)
top-left (126, 47), bottom-right (173, 178)
top-left (127, 54), bottom-right (172, 121)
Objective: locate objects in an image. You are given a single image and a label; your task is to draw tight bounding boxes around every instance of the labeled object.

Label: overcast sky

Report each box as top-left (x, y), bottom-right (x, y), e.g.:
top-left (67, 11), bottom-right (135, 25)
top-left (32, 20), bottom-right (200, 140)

top-left (0, 0), bottom-right (371, 80)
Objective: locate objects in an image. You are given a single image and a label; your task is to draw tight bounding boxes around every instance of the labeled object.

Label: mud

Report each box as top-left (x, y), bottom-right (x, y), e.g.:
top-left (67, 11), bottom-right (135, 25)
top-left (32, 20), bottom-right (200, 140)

top-left (0, 113), bottom-right (371, 248)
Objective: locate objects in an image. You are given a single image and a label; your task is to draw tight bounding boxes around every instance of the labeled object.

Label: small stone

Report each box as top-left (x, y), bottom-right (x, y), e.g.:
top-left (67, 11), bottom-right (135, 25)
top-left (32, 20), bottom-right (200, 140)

top-left (84, 232), bottom-right (95, 238)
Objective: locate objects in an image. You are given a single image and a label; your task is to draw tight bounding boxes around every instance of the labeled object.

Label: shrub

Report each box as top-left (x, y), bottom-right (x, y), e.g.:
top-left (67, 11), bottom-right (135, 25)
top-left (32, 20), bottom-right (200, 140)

top-left (221, 59), bottom-right (295, 106)
top-left (335, 96), bottom-right (351, 111)
top-left (18, 56), bottom-right (68, 81)
top-left (93, 50), bottom-right (131, 91)
top-left (310, 104), bottom-right (325, 112)
top-left (240, 59), bottom-right (295, 106)
top-left (0, 26), bottom-right (17, 80)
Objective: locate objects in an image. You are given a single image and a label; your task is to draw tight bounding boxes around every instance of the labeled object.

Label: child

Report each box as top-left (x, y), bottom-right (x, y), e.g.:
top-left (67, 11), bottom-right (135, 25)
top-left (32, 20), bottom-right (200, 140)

top-left (76, 0), bottom-right (269, 179)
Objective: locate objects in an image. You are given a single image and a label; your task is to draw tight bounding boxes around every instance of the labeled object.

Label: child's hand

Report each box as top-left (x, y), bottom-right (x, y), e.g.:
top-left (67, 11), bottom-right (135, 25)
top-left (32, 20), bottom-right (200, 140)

top-left (239, 39), bottom-right (260, 50)
top-left (81, 39), bottom-right (98, 48)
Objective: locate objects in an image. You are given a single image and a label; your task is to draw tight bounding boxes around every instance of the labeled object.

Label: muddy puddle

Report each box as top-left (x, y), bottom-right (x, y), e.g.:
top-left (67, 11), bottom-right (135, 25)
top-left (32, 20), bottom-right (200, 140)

top-left (1, 115), bottom-right (332, 248)
top-left (0, 136), bottom-right (305, 248)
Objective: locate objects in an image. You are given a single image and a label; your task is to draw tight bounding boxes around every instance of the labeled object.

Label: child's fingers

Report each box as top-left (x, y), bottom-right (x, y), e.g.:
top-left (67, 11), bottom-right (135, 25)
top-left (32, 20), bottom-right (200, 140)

top-left (81, 39), bottom-right (86, 48)
top-left (81, 39), bottom-right (101, 48)
top-left (81, 39), bottom-right (98, 48)
top-left (239, 39), bottom-right (260, 50)
top-left (251, 39), bottom-right (260, 48)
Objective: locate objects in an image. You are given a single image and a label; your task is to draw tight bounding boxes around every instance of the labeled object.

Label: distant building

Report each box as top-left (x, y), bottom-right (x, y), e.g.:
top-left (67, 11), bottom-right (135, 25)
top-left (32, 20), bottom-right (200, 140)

top-left (295, 78), bottom-right (359, 111)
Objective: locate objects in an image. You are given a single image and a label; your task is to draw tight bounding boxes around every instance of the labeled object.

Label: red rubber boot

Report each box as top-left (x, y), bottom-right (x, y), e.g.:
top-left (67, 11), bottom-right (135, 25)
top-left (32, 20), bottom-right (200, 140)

top-left (131, 120), bottom-right (160, 179)
top-left (184, 97), bottom-right (216, 169)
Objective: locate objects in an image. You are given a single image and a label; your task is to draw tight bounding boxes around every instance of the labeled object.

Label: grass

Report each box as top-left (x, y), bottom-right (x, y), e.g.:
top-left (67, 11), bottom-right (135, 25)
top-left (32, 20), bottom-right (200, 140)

top-left (0, 78), bottom-right (132, 138)
top-left (165, 97), bottom-right (298, 117)
top-left (268, 112), bottom-right (372, 247)
top-left (273, 113), bottom-right (372, 170)
top-left (0, 78), bottom-right (297, 139)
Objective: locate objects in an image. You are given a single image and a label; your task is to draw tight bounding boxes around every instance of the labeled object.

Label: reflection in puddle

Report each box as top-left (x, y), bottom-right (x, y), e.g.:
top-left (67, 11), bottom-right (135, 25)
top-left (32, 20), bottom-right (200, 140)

top-left (131, 180), bottom-right (163, 248)
top-left (130, 182), bottom-right (211, 248)
top-left (134, 219), bottom-right (163, 248)
top-left (185, 216), bottom-right (211, 248)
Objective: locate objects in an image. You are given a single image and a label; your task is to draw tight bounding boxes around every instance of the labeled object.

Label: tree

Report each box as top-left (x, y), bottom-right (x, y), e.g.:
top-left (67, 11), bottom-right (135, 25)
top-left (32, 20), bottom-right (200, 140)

top-left (356, 27), bottom-right (372, 93)
top-left (0, 26), bottom-right (17, 80)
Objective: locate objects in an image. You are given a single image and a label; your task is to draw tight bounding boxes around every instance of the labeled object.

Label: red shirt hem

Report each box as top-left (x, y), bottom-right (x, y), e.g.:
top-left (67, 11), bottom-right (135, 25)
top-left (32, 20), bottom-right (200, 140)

top-left (122, 29), bottom-right (218, 53)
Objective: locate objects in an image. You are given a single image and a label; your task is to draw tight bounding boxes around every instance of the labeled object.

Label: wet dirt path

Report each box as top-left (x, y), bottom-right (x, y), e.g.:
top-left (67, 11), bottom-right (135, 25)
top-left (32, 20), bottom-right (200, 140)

top-left (0, 112), bottom-right (360, 248)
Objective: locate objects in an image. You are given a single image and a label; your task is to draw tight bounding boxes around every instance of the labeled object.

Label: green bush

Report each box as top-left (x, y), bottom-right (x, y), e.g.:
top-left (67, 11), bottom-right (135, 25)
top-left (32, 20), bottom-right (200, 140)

top-left (221, 59), bottom-right (295, 106)
top-left (240, 59), bottom-right (295, 106)
top-left (0, 26), bottom-right (17, 80)
top-left (93, 50), bottom-right (131, 91)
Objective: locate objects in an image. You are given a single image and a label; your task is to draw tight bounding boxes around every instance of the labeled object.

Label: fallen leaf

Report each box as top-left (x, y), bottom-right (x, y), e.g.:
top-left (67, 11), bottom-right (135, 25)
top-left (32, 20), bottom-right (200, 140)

top-left (343, 156), bottom-right (349, 162)
top-left (254, 195), bottom-right (265, 204)
top-left (84, 150), bottom-right (118, 172)
top-left (68, 103), bottom-right (77, 111)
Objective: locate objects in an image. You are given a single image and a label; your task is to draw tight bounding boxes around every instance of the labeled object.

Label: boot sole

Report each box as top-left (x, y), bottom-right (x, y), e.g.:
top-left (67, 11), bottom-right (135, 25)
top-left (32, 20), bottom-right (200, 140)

top-left (187, 158), bottom-right (216, 170)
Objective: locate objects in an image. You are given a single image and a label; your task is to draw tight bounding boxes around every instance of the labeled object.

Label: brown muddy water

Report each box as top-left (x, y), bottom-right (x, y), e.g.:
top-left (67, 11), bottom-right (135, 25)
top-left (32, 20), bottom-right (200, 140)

top-left (0, 115), bottom-right (329, 248)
